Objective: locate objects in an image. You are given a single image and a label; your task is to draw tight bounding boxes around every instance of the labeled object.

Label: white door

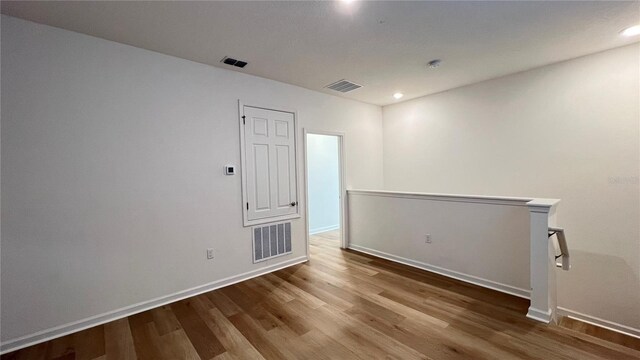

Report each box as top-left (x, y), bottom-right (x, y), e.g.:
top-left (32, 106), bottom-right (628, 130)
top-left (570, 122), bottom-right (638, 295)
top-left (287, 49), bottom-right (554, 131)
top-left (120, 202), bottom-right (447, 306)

top-left (243, 106), bottom-right (298, 222)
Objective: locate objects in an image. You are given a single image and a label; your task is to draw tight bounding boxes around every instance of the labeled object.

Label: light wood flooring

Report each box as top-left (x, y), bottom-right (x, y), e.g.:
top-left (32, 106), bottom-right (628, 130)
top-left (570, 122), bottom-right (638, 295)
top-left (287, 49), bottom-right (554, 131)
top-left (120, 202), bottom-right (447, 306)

top-left (3, 230), bottom-right (639, 359)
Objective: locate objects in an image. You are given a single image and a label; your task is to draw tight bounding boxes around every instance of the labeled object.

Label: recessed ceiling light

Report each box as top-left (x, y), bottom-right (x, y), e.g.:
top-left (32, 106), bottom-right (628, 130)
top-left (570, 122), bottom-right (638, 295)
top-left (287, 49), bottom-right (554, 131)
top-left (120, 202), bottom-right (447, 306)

top-left (393, 93), bottom-right (404, 100)
top-left (621, 25), bottom-right (640, 37)
top-left (336, 0), bottom-right (358, 14)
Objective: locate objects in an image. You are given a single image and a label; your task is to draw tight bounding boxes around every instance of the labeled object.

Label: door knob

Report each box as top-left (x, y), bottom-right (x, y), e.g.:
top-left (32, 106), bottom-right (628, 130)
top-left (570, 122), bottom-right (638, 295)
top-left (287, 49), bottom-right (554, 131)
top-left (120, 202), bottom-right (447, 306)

top-left (290, 201), bottom-right (297, 207)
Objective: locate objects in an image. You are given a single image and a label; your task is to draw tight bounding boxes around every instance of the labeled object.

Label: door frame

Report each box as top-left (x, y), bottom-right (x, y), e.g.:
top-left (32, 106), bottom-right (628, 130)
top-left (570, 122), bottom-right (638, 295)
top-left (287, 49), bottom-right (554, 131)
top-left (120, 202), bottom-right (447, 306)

top-left (303, 129), bottom-right (348, 252)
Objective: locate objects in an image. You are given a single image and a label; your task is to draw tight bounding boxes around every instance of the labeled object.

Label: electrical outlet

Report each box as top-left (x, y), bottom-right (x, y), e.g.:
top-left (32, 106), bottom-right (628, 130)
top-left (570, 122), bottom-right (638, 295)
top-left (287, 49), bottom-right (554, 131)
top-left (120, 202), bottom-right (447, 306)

top-left (206, 248), bottom-right (214, 259)
top-left (425, 234), bottom-right (432, 244)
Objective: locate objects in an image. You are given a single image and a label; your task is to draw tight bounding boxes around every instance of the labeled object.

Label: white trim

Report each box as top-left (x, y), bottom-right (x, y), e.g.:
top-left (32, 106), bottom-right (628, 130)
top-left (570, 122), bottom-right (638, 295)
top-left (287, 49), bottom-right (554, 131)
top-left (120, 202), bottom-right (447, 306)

top-left (238, 101), bottom-right (301, 227)
top-left (347, 190), bottom-right (562, 210)
top-left (303, 130), bottom-right (311, 258)
top-left (348, 244), bottom-right (530, 299)
top-left (338, 133), bottom-right (347, 249)
top-left (348, 189), bottom-right (533, 207)
top-left (243, 213), bottom-right (301, 227)
top-left (526, 307), bottom-right (553, 323)
top-left (0, 256), bottom-right (308, 355)
top-left (303, 130), bottom-right (347, 250)
top-left (527, 198), bottom-right (562, 212)
top-left (309, 224), bottom-right (340, 235)
top-left (238, 100), bottom-right (249, 223)
top-left (558, 307), bottom-right (640, 339)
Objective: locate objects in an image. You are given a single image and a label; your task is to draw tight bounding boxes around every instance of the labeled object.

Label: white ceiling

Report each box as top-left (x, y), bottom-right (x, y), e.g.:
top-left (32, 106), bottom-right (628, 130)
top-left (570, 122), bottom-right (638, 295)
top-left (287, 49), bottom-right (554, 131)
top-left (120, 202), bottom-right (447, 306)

top-left (2, 1), bottom-right (639, 106)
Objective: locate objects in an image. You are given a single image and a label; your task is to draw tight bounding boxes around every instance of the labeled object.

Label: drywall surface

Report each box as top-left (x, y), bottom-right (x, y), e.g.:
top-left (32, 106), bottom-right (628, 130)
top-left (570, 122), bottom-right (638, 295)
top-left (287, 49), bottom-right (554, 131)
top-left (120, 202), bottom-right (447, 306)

top-left (348, 190), bottom-right (531, 296)
top-left (382, 44), bottom-right (640, 330)
top-left (307, 134), bottom-right (340, 234)
top-left (0, 15), bottom-right (383, 344)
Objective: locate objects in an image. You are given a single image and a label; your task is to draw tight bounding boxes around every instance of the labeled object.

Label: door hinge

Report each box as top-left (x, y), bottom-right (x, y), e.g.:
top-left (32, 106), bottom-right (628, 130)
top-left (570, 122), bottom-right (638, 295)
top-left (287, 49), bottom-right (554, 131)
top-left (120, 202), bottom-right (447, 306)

top-left (242, 115), bottom-right (246, 125)
top-left (246, 202), bottom-right (249, 210)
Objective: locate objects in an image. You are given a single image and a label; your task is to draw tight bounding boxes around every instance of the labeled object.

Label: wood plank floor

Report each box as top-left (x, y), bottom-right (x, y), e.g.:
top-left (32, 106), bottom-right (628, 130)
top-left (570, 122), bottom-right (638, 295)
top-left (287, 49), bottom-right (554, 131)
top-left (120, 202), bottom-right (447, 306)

top-left (3, 230), bottom-right (639, 360)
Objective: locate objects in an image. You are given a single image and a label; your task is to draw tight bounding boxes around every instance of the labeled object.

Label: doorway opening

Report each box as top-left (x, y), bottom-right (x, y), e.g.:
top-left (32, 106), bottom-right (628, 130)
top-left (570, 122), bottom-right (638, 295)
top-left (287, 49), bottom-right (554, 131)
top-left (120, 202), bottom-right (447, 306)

top-left (304, 131), bottom-right (346, 252)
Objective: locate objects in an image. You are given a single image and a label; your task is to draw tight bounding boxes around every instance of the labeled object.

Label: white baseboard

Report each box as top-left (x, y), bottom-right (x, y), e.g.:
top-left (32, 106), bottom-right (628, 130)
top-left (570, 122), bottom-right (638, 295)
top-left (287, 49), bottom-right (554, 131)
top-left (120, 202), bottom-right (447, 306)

top-left (309, 224), bottom-right (340, 235)
top-left (526, 307), bottom-right (553, 323)
top-left (557, 307), bottom-right (640, 339)
top-left (0, 255), bottom-right (308, 355)
top-left (348, 244), bottom-right (530, 299)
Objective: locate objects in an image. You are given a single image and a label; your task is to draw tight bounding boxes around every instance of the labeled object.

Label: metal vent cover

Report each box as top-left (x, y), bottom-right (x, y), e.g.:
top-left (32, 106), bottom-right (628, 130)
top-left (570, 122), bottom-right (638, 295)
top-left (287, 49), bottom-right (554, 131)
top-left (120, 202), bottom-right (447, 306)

top-left (253, 221), bottom-right (292, 263)
top-left (220, 56), bottom-right (248, 68)
top-left (325, 79), bottom-right (362, 93)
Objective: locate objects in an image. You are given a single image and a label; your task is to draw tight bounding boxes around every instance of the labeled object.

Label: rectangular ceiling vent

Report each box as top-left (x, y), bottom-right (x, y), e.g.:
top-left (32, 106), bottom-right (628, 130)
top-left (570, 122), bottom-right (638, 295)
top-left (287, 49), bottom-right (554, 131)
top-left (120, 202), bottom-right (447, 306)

top-left (253, 221), bottom-right (292, 263)
top-left (220, 56), bottom-right (248, 68)
top-left (325, 79), bottom-right (362, 93)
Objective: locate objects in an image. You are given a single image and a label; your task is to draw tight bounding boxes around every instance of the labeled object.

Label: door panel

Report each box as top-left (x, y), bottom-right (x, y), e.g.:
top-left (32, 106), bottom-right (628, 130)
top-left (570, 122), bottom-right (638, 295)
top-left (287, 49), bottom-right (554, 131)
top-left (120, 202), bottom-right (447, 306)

top-left (243, 106), bottom-right (297, 222)
top-left (253, 117), bottom-right (269, 136)
top-left (275, 120), bottom-right (289, 137)
top-left (276, 145), bottom-right (291, 208)
top-left (253, 144), bottom-right (271, 211)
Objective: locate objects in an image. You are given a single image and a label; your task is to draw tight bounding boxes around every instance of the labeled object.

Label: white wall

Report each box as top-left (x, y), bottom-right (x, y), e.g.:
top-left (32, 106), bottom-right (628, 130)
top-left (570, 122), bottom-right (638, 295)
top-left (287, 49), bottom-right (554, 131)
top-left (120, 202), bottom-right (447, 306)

top-left (307, 134), bottom-right (340, 234)
top-left (382, 44), bottom-right (640, 331)
top-left (348, 190), bottom-right (532, 297)
top-left (0, 15), bottom-right (383, 346)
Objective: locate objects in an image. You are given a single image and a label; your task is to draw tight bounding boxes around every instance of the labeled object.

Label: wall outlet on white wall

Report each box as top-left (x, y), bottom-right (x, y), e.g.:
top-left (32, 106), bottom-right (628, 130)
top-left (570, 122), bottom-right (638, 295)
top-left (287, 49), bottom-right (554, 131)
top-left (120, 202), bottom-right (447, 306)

top-left (206, 248), bottom-right (214, 259)
top-left (425, 234), bottom-right (432, 244)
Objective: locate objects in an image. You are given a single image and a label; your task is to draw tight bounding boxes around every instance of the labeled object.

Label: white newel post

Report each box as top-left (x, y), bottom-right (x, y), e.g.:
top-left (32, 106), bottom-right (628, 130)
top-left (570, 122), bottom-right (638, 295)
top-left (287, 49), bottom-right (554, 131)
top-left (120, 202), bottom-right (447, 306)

top-left (526, 198), bottom-right (561, 323)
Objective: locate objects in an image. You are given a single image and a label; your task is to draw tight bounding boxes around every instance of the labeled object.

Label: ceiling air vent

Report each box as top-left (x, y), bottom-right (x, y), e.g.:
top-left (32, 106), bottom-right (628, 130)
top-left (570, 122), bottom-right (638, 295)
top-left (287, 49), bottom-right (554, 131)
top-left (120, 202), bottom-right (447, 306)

top-left (220, 56), bottom-right (248, 68)
top-left (325, 79), bottom-right (362, 93)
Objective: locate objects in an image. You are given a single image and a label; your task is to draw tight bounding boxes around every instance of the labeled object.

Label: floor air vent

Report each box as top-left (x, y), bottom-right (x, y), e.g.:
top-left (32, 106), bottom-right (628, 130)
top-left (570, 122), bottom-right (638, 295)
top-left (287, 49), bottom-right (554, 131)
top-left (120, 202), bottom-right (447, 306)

top-left (253, 221), bottom-right (292, 263)
top-left (325, 79), bottom-right (362, 93)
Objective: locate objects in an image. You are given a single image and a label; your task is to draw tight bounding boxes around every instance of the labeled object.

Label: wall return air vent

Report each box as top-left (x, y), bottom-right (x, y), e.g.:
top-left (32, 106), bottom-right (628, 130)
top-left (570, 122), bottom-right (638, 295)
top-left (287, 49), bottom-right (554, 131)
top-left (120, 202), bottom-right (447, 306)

top-left (325, 79), bottom-right (363, 93)
top-left (253, 221), bottom-right (292, 263)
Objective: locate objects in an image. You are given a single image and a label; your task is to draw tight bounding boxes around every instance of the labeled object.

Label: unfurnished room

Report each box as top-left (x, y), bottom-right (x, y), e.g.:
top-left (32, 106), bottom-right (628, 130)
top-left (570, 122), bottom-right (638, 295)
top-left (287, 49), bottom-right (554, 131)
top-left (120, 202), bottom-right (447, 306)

top-left (0, 1), bottom-right (639, 359)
